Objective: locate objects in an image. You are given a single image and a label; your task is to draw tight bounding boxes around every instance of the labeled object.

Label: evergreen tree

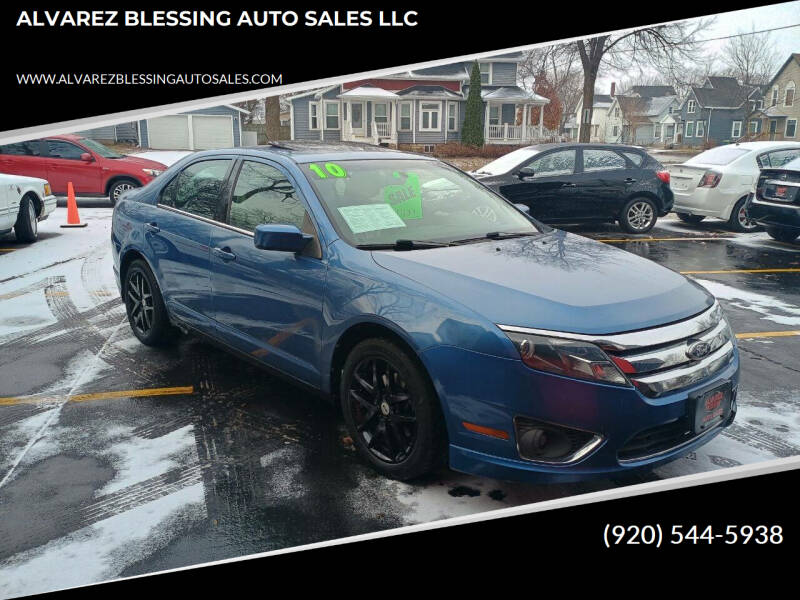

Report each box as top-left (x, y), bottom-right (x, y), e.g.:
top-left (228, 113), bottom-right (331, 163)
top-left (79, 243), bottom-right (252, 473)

top-left (462, 62), bottom-right (484, 147)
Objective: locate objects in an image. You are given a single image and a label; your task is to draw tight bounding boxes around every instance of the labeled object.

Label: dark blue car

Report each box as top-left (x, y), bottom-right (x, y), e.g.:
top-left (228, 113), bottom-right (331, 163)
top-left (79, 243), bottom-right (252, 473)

top-left (111, 142), bottom-right (739, 482)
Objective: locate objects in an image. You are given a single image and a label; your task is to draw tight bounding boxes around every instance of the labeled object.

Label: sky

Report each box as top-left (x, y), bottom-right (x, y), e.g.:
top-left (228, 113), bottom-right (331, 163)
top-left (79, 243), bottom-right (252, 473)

top-left (596, 1), bottom-right (800, 91)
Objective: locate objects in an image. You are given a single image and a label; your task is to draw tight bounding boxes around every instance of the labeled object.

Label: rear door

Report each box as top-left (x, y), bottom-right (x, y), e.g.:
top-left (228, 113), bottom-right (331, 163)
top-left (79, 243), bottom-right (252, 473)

top-left (571, 147), bottom-right (636, 220)
top-left (210, 159), bottom-right (327, 386)
top-left (498, 148), bottom-right (578, 221)
top-left (149, 157), bottom-right (235, 331)
top-left (44, 139), bottom-right (103, 194)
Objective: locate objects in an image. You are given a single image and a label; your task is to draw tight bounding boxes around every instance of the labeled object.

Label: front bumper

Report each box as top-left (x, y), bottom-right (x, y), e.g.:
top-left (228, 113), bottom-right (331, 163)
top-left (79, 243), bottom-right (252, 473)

top-left (421, 343), bottom-right (739, 483)
top-left (39, 194), bottom-right (57, 221)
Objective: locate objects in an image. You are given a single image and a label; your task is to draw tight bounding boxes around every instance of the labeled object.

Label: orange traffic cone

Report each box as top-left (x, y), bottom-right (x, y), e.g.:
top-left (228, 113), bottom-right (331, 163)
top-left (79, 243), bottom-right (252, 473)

top-left (61, 182), bottom-right (87, 228)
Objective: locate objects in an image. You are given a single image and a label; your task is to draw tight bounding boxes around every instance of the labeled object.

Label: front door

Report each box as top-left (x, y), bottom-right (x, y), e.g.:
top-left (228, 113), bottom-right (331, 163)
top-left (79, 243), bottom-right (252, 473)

top-left (210, 159), bottom-right (327, 387)
top-left (351, 102), bottom-right (365, 136)
top-left (499, 148), bottom-right (578, 221)
top-left (44, 139), bottom-right (103, 195)
top-left (374, 102), bottom-right (389, 138)
top-left (769, 120), bottom-right (778, 140)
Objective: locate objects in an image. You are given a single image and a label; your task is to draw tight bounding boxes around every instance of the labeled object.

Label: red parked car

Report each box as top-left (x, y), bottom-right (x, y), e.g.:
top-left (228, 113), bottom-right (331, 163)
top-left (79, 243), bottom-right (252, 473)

top-left (0, 135), bottom-right (167, 204)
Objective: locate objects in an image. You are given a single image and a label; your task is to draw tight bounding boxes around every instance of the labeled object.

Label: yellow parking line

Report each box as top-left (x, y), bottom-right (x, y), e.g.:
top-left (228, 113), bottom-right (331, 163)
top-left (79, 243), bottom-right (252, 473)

top-left (736, 331), bottom-right (800, 339)
top-left (598, 236), bottom-right (733, 243)
top-left (681, 268), bottom-right (800, 274)
top-left (0, 248), bottom-right (16, 252)
top-left (0, 385), bottom-right (194, 407)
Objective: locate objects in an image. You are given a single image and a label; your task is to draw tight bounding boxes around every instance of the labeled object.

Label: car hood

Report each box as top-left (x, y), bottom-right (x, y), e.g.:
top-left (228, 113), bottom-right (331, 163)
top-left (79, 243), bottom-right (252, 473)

top-left (116, 155), bottom-right (168, 170)
top-left (370, 230), bottom-right (714, 335)
top-left (0, 173), bottom-right (47, 186)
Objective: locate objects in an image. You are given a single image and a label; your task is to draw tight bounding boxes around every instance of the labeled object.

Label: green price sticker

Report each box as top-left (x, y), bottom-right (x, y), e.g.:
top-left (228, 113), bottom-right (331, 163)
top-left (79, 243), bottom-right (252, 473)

top-left (384, 172), bottom-right (423, 220)
top-left (309, 162), bottom-right (348, 179)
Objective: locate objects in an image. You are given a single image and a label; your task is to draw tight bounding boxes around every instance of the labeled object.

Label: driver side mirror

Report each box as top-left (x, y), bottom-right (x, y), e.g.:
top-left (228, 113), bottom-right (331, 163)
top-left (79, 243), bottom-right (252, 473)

top-left (80, 152), bottom-right (94, 162)
top-left (254, 224), bottom-right (312, 253)
top-left (517, 166), bottom-right (535, 180)
top-left (514, 203), bottom-right (531, 214)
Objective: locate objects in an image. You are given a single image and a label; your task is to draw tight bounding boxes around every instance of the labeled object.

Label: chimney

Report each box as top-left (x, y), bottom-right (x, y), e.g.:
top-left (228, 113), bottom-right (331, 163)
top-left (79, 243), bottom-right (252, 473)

top-left (610, 82), bottom-right (616, 97)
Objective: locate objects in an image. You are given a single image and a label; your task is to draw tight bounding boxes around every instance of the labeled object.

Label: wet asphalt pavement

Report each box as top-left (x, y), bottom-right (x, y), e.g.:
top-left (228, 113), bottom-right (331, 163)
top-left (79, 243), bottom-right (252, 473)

top-left (0, 207), bottom-right (799, 597)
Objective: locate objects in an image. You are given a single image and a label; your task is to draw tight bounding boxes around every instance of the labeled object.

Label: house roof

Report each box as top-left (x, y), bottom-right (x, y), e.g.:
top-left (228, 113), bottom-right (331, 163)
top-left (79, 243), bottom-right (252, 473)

top-left (593, 94), bottom-right (613, 107)
top-left (617, 94), bottom-right (676, 118)
top-left (339, 86), bottom-right (401, 99)
top-left (481, 86), bottom-right (549, 104)
top-left (767, 53), bottom-right (800, 88)
top-left (690, 77), bottom-right (756, 108)
top-left (623, 85), bottom-right (677, 98)
top-left (285, 85), bottom-right (339, 102)
top-left (395, 85), bottom-right (462, 98)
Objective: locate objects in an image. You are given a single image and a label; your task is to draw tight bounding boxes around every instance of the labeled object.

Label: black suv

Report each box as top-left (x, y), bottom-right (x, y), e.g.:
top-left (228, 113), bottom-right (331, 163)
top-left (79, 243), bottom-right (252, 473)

top-left (747, 156), bottom-right (800, 243)
top-left (471, 143), bottom-right (673, 233)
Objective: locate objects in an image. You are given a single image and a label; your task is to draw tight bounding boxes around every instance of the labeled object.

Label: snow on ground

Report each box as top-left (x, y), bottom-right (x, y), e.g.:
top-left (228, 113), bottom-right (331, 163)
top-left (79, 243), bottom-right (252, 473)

top-left (0, 483), bottom-right (206, 599)
top-left (128, 150), bottom-right (193, 167)
top-left (695, 278), bottom-right (800, 327)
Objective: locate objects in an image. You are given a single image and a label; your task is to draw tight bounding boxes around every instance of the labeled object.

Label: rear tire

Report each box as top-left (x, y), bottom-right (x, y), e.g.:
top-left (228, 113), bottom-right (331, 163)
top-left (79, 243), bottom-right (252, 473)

top-left (766, 227), bottom-right (800, 243)
top-left (619, 197), bottom-right (657, 233)
top-left (340, 338), bottom-right (445, 480)
top-left (14, 195), bottom-right (38, 243)
top-left (123, 259), bottom-right (174, 346)
top-left (676, 212), bottom-right (706, 224)
top-left (728, 197), bottom-right (759, 232)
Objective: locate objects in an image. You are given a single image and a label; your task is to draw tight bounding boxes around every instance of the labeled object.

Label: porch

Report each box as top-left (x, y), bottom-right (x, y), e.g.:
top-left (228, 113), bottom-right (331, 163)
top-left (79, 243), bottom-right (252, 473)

top-left (339, 86), bottom-right (399, 145)
top-left (482, 88), bottom-right (549, 144)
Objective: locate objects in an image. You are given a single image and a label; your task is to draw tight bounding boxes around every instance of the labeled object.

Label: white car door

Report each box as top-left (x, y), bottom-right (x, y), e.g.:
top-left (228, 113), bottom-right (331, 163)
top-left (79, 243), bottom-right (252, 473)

top-left (0, 176), bottom-right (16, 231)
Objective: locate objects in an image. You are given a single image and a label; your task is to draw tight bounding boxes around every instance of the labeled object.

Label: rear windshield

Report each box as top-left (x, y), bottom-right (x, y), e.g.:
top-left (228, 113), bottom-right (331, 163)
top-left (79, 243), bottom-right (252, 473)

top-left (686, 146), bottom-right (750, 166)
top-left (783, 157), bottom-right (800, 171)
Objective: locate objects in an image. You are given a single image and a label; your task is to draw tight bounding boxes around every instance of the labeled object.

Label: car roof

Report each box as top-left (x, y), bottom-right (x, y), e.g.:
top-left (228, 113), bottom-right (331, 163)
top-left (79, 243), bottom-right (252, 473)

top-left (44, 134), bottom-right (83, 141)
top-left (520, 142), bottom-right (647, 153)
top-left (235, 141), bottom-right (437, 164)
top-left (719, 141), bottom-right (800, 151)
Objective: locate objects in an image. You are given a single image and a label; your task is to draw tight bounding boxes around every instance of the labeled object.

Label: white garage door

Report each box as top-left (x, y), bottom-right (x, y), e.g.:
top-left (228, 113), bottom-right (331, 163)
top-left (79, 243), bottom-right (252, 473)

top-left (147, 115), bottom-right (190, 150)
top-left (192, 115), bottom-right (234, 150)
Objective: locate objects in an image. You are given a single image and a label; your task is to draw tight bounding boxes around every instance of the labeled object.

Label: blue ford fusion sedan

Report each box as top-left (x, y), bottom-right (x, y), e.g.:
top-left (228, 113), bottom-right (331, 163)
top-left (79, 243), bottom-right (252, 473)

top-left (111, 142), bottom-right (739, 482)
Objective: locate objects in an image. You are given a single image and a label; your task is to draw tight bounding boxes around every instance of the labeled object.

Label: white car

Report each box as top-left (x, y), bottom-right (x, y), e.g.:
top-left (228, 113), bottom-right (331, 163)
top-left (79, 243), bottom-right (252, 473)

top-left (668, 141), bottom-right (800, 232)
top-left (0, 173), bottom-right (57, 243)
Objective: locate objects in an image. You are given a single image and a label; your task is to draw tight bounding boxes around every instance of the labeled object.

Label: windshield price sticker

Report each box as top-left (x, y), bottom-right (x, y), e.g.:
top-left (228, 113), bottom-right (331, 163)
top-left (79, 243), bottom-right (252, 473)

top-left (309, 162), bottom-right (348, 179)
top-left (384, 172), bottom-right (423, 220)
top-left (338, 203), bottom-right (407, 234)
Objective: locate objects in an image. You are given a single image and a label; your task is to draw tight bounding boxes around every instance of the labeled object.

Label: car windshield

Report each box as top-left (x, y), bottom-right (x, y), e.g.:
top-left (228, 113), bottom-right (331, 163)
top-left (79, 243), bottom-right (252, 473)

top-left (474, 147), bottom-right (541, 175)
top-left (686, 146), bottom-right (750, 166)
top-left (301, 159), bottom-right (541, 247)
top-left (79, 138), bottom-right (123, 159)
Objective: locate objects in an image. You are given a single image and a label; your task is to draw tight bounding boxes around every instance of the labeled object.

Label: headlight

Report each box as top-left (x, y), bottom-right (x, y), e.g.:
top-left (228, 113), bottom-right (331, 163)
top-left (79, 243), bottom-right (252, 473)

top-left (142, 168), bottom-right (163, 177)
top-left (504, 331), bottom-right (629, 386)
top-left (43, 182), bottom-right (52, 196)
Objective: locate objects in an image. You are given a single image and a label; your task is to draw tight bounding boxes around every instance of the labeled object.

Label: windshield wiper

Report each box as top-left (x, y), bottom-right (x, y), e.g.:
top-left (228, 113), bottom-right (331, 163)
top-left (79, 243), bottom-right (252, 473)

top-left (451, 231), bottom-right (538, 245)
top-left (356, 239), bottom-right (452, 251)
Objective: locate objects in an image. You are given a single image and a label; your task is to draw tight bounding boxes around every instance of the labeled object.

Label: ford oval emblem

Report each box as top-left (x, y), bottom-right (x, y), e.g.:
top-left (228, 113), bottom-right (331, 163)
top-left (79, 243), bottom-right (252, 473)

top-left (686, 340), bottom-right (712, 361)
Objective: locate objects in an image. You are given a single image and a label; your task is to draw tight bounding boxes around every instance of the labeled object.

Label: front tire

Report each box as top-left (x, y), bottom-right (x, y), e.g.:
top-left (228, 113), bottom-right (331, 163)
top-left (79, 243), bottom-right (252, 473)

top-left (340, 338), bottom-right (445, 480)
top-left (109, 179), bottom-right (140, 206)
top-left (728, 197), bottom-right (759, 232)
top-left (124, 259), bottom-right (174, 346)
top-left (619, 198), bottom-right (657, 233)
top-left (676, 212), bottom-right (706, 224)
top-left (766, 226), bottom-right (800, 243)
top-left (14, 195), bottom-right (38, 243)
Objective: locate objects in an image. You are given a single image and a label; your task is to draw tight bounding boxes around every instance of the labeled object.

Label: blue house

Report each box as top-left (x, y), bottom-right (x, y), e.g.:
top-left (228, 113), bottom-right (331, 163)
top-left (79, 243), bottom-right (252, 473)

top-left (286, 53), bottom-right (550, 149)
top-left (675, 77), bottom-right (764, 146)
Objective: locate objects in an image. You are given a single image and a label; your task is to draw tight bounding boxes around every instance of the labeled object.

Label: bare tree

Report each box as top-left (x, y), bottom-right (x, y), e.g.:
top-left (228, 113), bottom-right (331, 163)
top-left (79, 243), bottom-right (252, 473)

top-left (575, 19), bottom-right (713, 143)
top-left (519, 43), bottom-right (583, 131)
top-left (235, 99), bottom-right (263, 126)
top-left (720, 26), bottom-right (780, 85)
top-left (264, 96), bottom-right (282, 141)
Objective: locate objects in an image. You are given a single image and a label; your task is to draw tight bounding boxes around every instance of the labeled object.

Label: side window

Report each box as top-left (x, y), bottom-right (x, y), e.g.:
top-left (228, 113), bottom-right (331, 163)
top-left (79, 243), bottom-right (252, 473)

top-left (761, 149), bottom-right (800, 168)
top-left (622, 151), bottom-right (644, 166)
top-left (583, 149), bottom-right (628, 172)
top-left (0, 141), bottom-right (40, 156)
top-left (529, 149), bottom-right (576, 178)
top-left (46, 140), bottom-right (86, 160)
top-left (230, 161), bottom-right (308, 232)
top-left (160, 159), bottom-right (231, 220)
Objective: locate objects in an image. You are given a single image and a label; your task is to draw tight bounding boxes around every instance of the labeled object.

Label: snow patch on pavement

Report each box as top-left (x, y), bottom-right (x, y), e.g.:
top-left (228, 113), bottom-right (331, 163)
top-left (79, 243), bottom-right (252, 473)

top-left (695, 278), bottom-right (800, 326)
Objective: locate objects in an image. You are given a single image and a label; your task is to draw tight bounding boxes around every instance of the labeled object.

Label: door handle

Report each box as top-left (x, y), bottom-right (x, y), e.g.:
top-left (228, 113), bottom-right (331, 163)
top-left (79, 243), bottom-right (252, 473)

top-left (144, 222), bottom-right (160, 233)
top-left (213, 246), bottom-right (237, 261)
top-left (561, 183), bottom-right (577, 188)
top-left (624, 178), bottom-right (637, 183)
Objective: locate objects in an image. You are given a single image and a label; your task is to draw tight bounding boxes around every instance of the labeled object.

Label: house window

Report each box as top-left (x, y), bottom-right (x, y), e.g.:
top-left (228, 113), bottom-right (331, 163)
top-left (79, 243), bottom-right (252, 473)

top-left (696, 120), bottom-right (705, 138)
top-left (398, 102), bottom-right (412, 131)
top-left (772, 86), bottom-right (779, 106)
top-left (612, 125), bottom-right (619, 136)
top-left (785, 82), bottom-right (795, 107)
top-left (654, 123), bottom-right (662, 138)
top-left (479, 63), bottom-right (492, 85)
top-left (758, 99), bottom-right (764, 109)
top-left (614, 107), bottom-right (620, 117)
top-left (419, 102), bottom-right (441, 131)
top-left (787, 119), bottom-right (798, 138)
top-left (749, 120), bottom-right (759, 135)
top-left (731, 121), bottom-right (742, 138)
top-left (423, 144), bottom-right (435, 153)
top-left (447, 102), bottom-right (459, 132)
top-left (309, 102), bottom-right (319, 130)
top-left (324, 101), bottom-right (340, 130)
top-left (687, 99), bottom-right (696, 113)
top-left (686, 121), bottom-right (694, 137)
top-left (489, 105), bottom-right (500, 126)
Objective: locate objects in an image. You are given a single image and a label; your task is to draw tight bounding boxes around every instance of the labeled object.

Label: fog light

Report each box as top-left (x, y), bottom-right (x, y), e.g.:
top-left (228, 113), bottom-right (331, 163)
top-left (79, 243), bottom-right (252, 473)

top-left (515, 417), bottom-right (603, 464)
